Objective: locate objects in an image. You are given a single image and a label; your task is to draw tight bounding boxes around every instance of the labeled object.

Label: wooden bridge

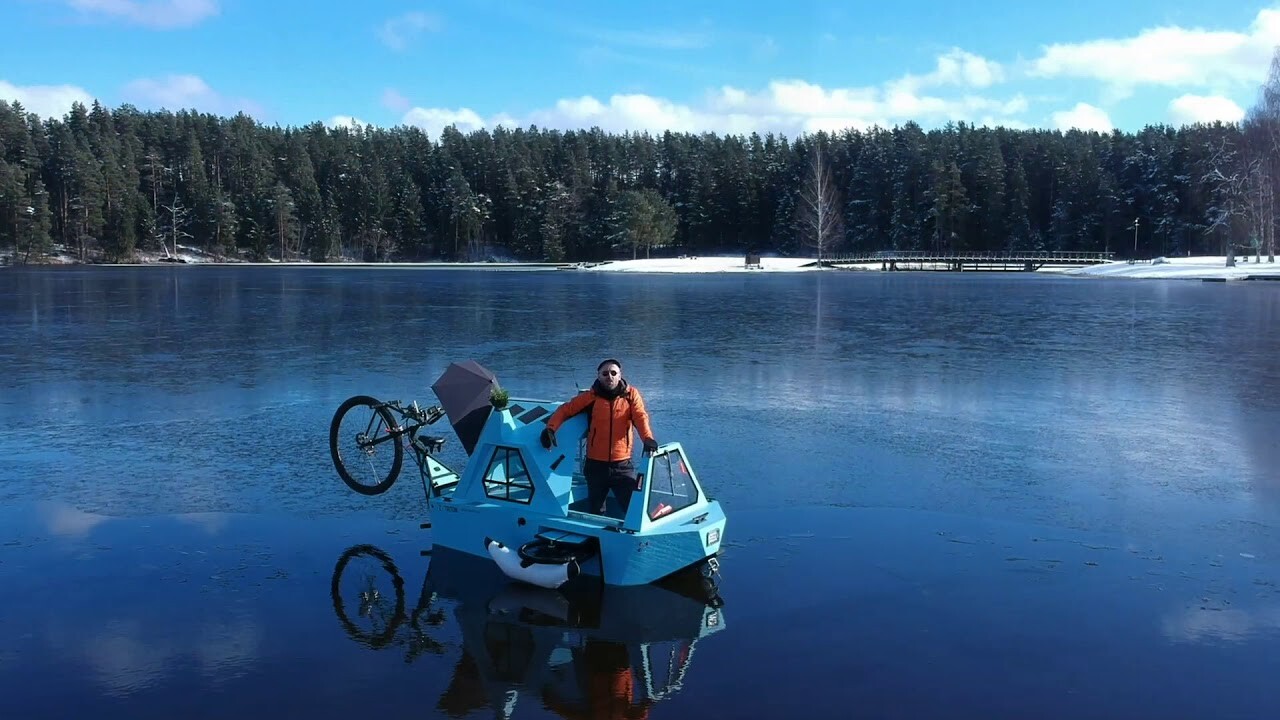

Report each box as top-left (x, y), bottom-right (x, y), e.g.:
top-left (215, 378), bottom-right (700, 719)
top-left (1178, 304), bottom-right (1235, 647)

top-left (825, 250), bottom-right (1116, 272)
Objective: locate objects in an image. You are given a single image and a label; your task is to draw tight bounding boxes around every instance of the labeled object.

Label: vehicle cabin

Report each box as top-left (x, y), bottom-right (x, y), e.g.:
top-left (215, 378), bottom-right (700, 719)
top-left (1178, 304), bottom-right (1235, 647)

top-left (423, 396), bottom-right (724, 586)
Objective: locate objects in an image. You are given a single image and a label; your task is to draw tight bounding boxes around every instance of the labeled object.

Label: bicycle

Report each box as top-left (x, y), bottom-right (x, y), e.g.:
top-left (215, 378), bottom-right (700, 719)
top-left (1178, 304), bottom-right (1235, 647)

top-left (330, 542), bottom-right (727, 711)
top-left (330, 543), bottom-right (447, 661)
top-left (328, 394), bottom-right (456, 497)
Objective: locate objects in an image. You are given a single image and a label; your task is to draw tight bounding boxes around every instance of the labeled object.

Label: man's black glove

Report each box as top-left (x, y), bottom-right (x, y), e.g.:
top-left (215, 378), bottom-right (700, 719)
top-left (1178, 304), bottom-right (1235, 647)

top-left (643, 438), bottom-right (659, 454)
top-left (540, 427), bottom-right (557, 449)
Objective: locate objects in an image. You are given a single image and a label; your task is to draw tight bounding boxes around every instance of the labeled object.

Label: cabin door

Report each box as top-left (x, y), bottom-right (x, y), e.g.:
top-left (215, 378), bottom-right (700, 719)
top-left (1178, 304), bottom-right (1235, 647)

top-left (641, 446), bottom-right (701, 522)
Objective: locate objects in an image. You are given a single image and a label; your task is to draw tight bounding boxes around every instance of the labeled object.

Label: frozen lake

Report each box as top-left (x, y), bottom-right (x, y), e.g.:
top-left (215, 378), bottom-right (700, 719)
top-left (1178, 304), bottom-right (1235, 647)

top-left (1, 266), bottom-right (1277, 718)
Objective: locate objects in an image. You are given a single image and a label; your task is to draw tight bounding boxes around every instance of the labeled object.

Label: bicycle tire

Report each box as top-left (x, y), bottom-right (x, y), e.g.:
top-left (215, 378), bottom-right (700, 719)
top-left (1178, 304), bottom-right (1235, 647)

top-left (330, 394), bottom-right (404, 496)
top-left (330, 544), bottom-right (406, 649)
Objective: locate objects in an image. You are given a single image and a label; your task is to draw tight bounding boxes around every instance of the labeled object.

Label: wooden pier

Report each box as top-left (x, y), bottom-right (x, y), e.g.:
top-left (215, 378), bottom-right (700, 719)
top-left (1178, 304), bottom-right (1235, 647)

top-left (826, 250), bottom-right (1116, 272)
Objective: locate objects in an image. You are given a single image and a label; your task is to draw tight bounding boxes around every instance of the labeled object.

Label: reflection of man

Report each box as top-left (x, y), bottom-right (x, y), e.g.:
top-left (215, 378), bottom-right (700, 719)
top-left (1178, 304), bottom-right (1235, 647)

top-left (436, 651), bottom-right (489, 718)
top-left (542, 640), bottom-right (653, 720)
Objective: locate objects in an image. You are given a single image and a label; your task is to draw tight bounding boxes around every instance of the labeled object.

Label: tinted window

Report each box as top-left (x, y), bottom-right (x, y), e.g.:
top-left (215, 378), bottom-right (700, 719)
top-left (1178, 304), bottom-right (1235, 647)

top-left (646, 449), bottom-right (698, 520)
top-left (483, 447), bottom-right (534, 503)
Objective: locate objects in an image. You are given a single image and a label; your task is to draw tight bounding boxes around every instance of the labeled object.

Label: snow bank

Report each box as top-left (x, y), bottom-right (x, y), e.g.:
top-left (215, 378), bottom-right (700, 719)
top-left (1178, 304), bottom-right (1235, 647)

top-left (10, 245), bottom-right (1274, 281)
top-left (1065, 256), bottom-right (1280, 280)
top-left (129, 245), bottom-right (233, 264)
top-left (1, 247), bottom-right (79, 265)
top-left (2, 244), bottom-right (228, 266)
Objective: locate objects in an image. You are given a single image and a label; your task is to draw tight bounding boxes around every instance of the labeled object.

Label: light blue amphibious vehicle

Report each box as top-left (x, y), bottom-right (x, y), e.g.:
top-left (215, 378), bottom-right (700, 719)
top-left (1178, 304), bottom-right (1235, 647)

top-left (329, 360), bottom-right (727, 590)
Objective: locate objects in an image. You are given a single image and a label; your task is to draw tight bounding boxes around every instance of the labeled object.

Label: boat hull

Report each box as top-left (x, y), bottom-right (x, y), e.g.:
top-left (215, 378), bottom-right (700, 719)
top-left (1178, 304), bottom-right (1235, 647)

top-left (428, 495), bottom-right (725, 586)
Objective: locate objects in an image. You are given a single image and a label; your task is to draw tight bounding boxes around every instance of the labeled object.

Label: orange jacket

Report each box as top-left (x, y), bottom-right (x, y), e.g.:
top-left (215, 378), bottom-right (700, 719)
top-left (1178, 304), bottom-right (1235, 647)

top-left (546, 382), bottom-right (654, 462)
top-left (542, 667), bottom-right (652, 720)
top-left (540, 641), bottom-right (653, 720)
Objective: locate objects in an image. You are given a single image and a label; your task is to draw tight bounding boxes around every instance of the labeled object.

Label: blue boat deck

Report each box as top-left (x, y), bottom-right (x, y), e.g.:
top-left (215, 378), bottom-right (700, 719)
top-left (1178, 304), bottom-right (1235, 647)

top-left (540, 513), bottom-right (619, 535)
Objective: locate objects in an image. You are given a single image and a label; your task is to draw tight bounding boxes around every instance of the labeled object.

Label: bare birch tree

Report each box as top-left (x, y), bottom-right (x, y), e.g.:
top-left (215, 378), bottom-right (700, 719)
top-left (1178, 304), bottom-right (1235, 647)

top-left (159, 192), bottom-right (192, 259)
top-left (1245, 44), bottom-right (1280, 262)
top-left (1244, 158), bottom-right (1272, 263)
top-left (796, 138), bottom-right (844, 267)
top-left (1202, 138), bottom-right (1253, 267)
top-left (271, 182), bottom-right (296, 261)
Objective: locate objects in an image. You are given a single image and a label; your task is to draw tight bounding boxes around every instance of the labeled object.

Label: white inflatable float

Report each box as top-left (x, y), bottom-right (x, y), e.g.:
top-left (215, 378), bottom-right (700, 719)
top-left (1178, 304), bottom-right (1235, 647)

top-left (484, 537), bottom-right (580, 589)
top-left (485, 583), bottom-right (574, 623)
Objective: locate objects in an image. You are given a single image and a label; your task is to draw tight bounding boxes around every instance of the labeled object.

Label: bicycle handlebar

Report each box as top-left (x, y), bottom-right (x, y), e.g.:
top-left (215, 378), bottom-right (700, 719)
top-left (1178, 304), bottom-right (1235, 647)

top-left (381, 399), bottom-right (445, 426)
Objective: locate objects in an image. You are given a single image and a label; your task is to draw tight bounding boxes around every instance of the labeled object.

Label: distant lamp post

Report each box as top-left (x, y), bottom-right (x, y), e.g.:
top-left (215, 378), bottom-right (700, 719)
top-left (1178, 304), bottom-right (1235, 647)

top-left (1132, 217), bottom-right (1139, 258)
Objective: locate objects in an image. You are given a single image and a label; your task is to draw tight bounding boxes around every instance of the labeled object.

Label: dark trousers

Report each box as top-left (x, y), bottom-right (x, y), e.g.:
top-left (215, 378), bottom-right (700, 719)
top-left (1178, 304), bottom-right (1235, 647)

top-left (583, 458), bottom-right (636, 516)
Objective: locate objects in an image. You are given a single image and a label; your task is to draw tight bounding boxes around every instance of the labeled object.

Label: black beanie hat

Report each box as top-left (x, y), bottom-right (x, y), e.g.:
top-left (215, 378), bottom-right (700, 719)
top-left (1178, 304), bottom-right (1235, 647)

top-left (597, 358), bottom-right (622, 372)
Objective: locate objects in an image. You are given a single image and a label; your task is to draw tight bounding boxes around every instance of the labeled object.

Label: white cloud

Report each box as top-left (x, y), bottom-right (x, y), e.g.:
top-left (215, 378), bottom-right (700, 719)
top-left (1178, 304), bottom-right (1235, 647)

top-left (0, 79), bottom-right (95, 118)
top-left (534, 93), bottom-right (715, 134)
top-left (1162, 601), bottom-right (1280, 644)
top-left (392, 47), bottom-right (1022, 140)
top-left (62, 0), bottom-right (219, 29)
top-left (381, 88), bottom-right (411, 112)
top-left (391, 47), bottom-right (1017, 140)
top-left (121, 74), bottom-right (261, 116)
top-left (327, 115), bottom-right (369, 130)
top-left (753, 36), bottom-right (779, 61)
top-left (62, 617), bottom-right (260, 696)
top-left (583, 27), bottom-right (711, 50)
top-left (378, 11), bottom-right (441, 51)
top-left (892, 48), bottom-right (1006, 93)
top-left (399, 72), bottom-right (1030, 140)
top-left (1052, 102), bottom-right (1113, 132)
top-left (401, 106), bottom-right (518, 138)
top-left (39, 502), bottom-right (110, 537)
top-left (1168, 94), bottom-right (1247, 125)
top-left (443, 12), bottom-right (1266, 137)
top-left (1029, 7), bottom-right (1280, 96)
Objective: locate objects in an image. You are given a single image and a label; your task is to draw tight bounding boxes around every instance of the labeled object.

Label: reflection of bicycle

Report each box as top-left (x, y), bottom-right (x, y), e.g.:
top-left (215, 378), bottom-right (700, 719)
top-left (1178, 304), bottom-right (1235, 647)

top-left (330, 542), bottom-right (727, 718)
top-left (330, 544), bottom-right (447, 663)
top-left (328, 395), bottom-right (458, 497)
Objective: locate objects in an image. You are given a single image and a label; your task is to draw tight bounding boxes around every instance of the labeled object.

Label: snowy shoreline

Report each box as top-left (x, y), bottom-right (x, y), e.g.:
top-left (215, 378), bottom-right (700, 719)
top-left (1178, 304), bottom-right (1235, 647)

top-left (4, 247), bottom-right (1278, 280)
top-left (1059, 255), bottom-right (1280, 281)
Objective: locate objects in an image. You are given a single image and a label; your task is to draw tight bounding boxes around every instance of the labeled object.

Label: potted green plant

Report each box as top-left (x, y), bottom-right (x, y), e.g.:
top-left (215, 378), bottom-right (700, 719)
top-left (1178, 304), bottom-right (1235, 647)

top-left (489, 386), bottom-right (510, 410)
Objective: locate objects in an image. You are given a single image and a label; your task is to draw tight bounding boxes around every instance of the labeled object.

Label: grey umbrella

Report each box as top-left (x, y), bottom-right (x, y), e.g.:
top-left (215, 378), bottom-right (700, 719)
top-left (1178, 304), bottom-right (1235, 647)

top-left (431, 360), bottom-right (499, 455)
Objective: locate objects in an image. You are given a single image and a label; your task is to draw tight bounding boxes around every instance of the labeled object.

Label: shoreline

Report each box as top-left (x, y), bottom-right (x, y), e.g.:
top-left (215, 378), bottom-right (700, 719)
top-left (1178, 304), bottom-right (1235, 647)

top-left (4, 249), bottom-right (1278, 280)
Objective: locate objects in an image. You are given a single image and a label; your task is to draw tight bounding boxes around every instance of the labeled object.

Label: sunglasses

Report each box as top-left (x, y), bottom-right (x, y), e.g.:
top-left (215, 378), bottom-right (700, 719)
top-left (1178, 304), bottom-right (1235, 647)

top-left (599, 369), bottom-right (619, 376)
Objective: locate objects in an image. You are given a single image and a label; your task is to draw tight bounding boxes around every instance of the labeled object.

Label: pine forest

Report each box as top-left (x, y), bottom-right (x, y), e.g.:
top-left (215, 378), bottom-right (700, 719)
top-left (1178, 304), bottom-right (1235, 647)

top-left (3, 52), bottom-right (1280, 266)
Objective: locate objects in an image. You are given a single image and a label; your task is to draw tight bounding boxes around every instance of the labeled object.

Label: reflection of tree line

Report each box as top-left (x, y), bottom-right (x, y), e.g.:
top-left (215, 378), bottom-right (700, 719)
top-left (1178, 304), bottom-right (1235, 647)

top-left (330, 544), bottom-right (725, 719)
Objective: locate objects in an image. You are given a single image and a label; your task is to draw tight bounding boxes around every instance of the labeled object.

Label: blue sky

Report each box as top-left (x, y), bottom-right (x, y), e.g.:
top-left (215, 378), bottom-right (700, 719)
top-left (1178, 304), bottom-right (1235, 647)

top-left (1, 0), bottom-right (1278, 138)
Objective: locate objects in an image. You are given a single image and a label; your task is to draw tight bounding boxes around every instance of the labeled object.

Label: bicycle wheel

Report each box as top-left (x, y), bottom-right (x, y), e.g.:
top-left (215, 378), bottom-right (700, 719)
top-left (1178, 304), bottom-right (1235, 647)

top-left (330, 395), bottom-right (404, 496)
top-left (330, 544), bottom-right (406, 649)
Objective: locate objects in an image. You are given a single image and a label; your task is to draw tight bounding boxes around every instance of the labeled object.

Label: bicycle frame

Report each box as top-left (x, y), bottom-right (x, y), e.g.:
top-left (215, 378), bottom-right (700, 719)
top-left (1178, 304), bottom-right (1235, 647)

top-left (378, 400), bottom-right (457, 497)
top-left (331, 393), bottom-right (468, 502)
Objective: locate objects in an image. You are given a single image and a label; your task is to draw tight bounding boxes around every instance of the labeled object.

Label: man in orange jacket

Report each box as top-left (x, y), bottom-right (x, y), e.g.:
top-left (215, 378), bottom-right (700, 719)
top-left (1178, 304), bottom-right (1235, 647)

top-left (541, 358), bottom-right (658, 516)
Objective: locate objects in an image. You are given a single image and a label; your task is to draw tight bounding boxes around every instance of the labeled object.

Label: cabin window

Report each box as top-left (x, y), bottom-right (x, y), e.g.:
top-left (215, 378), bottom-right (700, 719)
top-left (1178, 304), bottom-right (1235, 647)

top-left (646, 449), bottom-right (699, 520)
top-left (483, 446), bottom-right (534, 504)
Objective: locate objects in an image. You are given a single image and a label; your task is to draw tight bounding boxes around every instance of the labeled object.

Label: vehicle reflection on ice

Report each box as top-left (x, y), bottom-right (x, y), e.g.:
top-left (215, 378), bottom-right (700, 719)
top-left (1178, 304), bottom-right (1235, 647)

top-left (330, 543), bottom-right (726, 718)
